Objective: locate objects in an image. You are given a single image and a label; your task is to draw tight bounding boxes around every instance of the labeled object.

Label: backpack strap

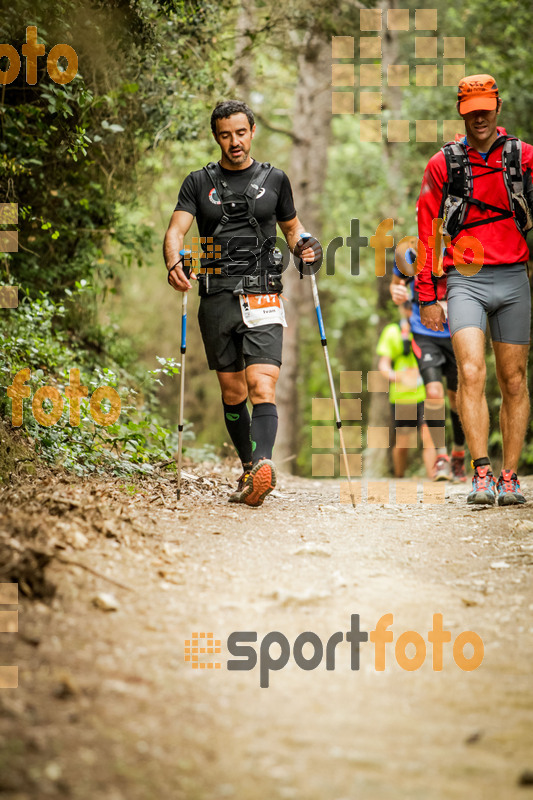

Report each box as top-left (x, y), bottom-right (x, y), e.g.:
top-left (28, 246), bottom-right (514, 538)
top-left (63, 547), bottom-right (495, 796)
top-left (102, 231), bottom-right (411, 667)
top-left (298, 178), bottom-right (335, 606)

top-left (203, 162), bottom-right (231, 238)
top-left (244, 162), bottom-right (272, 200)
top-left (442, 143), bottom-right (472, 200)
top-left (203, 161), bottom-right (274, 245)
top-left (440, 142), bottom-right (474, 234)
top-left (503, 138), bottom-right (523, 196)
top-left (442, 142), bottom-right (474, 197)
top-left (502, 138), bottom-right (533, 236)
top-left (243, 162), bottom-right (273, 246)
top-left (441, 141), bottom-right (514, 237)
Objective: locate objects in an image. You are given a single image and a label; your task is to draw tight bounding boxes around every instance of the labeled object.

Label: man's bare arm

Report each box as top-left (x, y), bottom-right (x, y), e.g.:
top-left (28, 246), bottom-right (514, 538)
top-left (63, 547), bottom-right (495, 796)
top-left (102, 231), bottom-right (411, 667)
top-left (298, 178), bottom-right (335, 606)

top-left (163, 210), bottom-right (195, 292)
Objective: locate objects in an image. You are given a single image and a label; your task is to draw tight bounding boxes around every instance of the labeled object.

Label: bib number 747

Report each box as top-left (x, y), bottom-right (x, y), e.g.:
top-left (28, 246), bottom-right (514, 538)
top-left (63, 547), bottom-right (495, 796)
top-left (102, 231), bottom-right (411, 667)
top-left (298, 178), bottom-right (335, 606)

top-left (239, 293), bottom-right (287, 328)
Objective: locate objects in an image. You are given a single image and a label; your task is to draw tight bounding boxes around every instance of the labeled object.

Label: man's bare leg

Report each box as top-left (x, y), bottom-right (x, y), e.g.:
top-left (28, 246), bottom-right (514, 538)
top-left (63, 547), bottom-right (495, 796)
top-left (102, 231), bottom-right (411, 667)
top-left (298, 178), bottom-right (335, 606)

top-left (245, 363), bottom-right (279, 404)
top-left (421, 422), bottom-right (437, 478)
top-left (392, 441), bottom-right (408, 478)
top-left (451, 328), bottom-right (489, 461)
top-left (424, 380), bottom-right (445, 445)
top-left (451, 327), bottom-right (498, 504)
top-left (217, 369), bottom-right (247, 405)
top-left (492, 341), bottom-right (530, 473)
top-left (424, 379), bottom-right (450, 478)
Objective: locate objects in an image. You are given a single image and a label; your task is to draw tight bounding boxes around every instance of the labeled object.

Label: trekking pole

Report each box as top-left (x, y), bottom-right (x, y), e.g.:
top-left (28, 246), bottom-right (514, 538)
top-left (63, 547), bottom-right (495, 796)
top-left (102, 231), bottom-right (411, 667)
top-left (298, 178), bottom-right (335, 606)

top-left (299, 233), bottom-right (357, 509)
top-left (175, 249), bottom-right (192, 501)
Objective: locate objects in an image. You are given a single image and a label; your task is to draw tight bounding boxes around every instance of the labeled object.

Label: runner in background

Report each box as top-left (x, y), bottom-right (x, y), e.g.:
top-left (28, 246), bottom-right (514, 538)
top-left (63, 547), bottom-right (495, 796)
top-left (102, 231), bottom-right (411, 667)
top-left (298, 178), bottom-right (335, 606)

top-left (377, 302), bottom-right (436, 479)
top-left (390, 236), bottom-right (467, 482)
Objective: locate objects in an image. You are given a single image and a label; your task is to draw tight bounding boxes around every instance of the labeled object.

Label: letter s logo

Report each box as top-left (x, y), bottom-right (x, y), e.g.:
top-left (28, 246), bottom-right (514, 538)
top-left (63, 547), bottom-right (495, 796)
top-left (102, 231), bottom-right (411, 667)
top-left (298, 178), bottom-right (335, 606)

top-left (227, 632), bottom-right (258, 671)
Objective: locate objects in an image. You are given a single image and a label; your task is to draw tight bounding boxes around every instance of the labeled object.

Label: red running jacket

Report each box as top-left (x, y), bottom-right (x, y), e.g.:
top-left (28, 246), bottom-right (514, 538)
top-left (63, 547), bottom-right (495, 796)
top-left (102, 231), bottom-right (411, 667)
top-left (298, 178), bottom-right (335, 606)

top-left (416, 127), bottom-right (533, 303)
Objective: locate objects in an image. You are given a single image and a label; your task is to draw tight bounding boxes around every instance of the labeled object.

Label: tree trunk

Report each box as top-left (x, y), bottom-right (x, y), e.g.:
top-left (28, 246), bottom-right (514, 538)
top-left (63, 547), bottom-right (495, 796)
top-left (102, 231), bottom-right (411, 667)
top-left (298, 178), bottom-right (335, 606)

top-left (274, 31), bottom-right (332, 471)
top-left (230, 0), bottom-right (255, 102)
top-left (364, 0), bottom-right (406, 477)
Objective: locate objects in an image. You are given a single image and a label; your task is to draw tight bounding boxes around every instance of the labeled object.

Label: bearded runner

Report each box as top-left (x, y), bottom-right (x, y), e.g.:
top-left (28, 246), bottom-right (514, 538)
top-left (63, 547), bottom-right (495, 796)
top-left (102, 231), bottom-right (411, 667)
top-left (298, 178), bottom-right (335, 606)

top-left (164, 100), bottom-right (321, 507)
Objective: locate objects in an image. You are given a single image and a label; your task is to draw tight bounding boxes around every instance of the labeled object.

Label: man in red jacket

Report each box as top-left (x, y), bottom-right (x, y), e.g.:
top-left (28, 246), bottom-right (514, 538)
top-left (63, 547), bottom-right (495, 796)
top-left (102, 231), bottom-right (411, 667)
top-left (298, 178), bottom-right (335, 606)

top-left (417, 74), bottom-right (532, 506)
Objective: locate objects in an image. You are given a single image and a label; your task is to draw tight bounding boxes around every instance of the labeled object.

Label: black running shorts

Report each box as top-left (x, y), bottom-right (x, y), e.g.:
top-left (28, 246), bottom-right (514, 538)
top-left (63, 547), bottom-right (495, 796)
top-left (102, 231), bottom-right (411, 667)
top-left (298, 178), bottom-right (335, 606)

top-left (198, 291), bottom-right (283, 372)
top-left (411, 333), bottom-right (458, 392)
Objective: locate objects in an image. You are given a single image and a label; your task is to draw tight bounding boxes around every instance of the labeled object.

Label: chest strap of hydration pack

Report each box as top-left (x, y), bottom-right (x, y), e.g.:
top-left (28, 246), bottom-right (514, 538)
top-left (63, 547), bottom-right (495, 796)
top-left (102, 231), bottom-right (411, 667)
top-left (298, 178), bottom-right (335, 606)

top-left (203, 161), bottom-right (274, 246)
top-left (440, 138), bottom-right (533, 238)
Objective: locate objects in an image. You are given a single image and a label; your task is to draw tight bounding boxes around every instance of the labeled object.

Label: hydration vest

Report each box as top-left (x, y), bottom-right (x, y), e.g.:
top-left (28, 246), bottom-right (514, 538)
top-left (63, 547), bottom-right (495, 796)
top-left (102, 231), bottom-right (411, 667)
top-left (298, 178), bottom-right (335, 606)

top-left (203, 160), bottom-right (274, 246)
top-left (440, 137), bottom-right (533, 240)
top-left (198, 161), bottom-right (283, 296)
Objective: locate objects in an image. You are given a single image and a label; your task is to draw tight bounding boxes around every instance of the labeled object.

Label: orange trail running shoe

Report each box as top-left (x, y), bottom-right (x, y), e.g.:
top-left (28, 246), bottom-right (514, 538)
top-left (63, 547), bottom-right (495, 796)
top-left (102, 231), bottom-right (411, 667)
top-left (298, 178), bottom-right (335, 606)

top-left (240, 459), bottom-right (277, 508)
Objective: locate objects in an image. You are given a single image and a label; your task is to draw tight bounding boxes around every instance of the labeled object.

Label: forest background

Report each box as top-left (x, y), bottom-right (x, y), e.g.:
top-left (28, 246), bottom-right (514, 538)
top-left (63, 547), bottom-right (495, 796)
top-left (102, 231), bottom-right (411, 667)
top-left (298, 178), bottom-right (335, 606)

top-left (2, 0), bottom-right (533, 481)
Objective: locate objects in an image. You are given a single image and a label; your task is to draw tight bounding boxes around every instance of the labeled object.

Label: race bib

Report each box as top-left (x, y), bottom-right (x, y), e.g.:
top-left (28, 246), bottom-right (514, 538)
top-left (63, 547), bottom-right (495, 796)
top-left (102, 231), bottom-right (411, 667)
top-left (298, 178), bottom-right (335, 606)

top-left (239, 293), bottom-right (287, 328)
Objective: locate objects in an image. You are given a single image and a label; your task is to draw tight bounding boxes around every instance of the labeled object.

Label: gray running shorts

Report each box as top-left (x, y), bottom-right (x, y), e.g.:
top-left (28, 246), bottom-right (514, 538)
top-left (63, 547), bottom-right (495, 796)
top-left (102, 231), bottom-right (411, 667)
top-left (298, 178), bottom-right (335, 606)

top-left (446, 263), bottom-right (531, 344)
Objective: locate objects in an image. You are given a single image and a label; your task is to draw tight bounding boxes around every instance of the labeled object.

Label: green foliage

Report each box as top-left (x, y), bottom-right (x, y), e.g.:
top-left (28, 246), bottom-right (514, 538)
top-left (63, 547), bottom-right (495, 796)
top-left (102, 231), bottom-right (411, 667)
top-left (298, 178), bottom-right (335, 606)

top-left (0, 0), bottom-right (231, 475)
top-left (0, 0), bottom-right (232, 300)
top-left (0, 288), bottom-right (194, 475)
top-left (3, 0), bottom-right (532, 480)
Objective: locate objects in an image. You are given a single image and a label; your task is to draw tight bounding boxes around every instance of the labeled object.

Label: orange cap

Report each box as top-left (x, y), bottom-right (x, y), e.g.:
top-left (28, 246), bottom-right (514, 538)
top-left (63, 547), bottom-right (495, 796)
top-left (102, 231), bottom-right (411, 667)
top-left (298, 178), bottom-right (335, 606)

top-left (457, 74), bottom-right (498, 114)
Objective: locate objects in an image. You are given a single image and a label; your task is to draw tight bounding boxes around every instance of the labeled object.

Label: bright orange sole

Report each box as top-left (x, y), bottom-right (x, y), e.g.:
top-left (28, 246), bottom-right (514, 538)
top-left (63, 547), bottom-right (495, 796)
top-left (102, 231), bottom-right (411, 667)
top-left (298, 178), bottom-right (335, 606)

top-left (243, 460), bottom-right (277, 507)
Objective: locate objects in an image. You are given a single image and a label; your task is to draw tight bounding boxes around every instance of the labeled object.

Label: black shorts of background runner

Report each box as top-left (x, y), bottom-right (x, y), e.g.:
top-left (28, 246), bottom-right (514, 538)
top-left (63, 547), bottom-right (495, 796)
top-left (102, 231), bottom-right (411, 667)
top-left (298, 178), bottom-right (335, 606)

top-left (198, 291), bottom-right (283, 372)
top-left (411, 334), bottom-right (458, 393)
top-left (390, 401), bottom-right (425, 429)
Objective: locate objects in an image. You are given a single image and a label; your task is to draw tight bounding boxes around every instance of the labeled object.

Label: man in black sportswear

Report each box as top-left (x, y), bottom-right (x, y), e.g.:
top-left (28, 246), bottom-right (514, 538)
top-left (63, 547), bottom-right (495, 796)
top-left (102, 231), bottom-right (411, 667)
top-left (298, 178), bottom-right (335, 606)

top-left (164, 100), bottom-right (319, 507)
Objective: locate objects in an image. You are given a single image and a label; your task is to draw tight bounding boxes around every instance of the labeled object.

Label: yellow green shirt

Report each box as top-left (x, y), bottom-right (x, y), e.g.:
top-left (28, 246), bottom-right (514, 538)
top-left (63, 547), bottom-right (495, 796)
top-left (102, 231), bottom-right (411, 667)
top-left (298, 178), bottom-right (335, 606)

top-left (376, 323), bottom-right (426, 404)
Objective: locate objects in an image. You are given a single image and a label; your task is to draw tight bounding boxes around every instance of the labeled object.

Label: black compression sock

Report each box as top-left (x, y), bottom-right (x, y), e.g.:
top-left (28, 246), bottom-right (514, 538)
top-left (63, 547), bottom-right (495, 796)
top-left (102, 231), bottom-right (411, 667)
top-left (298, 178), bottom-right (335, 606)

top-left (473, 457), bottom-right (491, 469)
top-left (251, 402), bottom-right (278, 462)
top-left (450, 409), bottom-right (465, 448)
top-left (222, 398), bottom-right (252, 466)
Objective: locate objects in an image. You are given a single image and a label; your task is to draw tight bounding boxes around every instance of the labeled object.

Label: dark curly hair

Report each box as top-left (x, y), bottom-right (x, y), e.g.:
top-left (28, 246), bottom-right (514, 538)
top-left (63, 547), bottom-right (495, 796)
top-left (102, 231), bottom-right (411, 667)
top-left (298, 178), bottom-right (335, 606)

top-left (211, 101), bottom-right (255, 135)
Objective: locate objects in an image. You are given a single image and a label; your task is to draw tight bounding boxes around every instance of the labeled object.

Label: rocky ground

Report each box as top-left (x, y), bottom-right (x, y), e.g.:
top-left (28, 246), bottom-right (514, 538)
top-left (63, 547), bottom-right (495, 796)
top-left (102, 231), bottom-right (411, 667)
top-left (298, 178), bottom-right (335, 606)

top-left (1, 463), bottom-right (533, 799)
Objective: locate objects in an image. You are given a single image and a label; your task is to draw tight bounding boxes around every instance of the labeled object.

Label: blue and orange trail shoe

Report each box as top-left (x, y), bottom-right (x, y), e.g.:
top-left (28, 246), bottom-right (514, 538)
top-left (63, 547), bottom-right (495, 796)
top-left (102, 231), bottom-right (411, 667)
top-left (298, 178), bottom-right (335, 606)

top-left (228, 468), bottom-right (252, 503)
top-left (240, 458), bottom-right (277, 508)
top-left (467, 465), bottom-right (496, 506)
top-left (497, 470), bottom-right (526, 506)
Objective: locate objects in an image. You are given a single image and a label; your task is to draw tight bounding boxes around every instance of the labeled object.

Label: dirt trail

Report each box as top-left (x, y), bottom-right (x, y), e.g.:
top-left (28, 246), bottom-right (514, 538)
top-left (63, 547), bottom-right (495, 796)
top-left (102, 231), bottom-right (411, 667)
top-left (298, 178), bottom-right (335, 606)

top-left (1, 467), bottom-right (533, 800)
